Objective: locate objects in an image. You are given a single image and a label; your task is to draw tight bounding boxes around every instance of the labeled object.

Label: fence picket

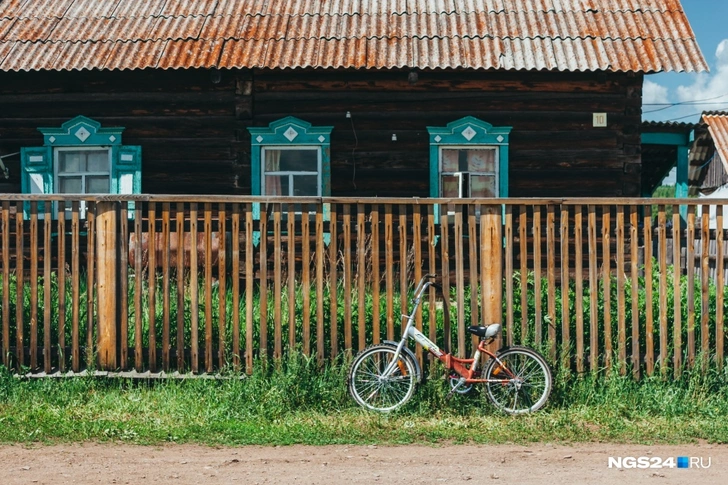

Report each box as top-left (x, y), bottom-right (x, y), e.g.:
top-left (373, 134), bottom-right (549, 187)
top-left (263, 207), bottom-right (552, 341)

top-left (673, 208), bottom-right (682, 376)
top-left (57, 202), bottom-right (67, 372)
top-left (602, 206), bottom-right (612, 373)
top-left (71, 201), bottom-right (79, 371)
top-left (519, 206), bottom-right (528, 343)
top-left (357, 204), bottom-right (367, 351)
top-left (616, 206), bottom-right (625, 375)
top-left (560, 205), bottom-right (570, 369)
top-left (161, 203), bottom-right (171, 371)
top-left (687, 207), bottom-right (696, 369)
top-left (189, 203), bottom-right (199, 373)
top-left (301, 204), bottom-right (310, 356)
top-left (533, 205), bottom-right (542, 347)
top-left (658, 206), bottom-right (668, 376)
top-left (204, 204), bottom-right (213, 372)
top-left (630, 207), bottom-right (640, 379)
top-left (273, 204), bottom-right (282, 359)
top-left (701, 205), bottom-right (710, 367)
top-left (547, 204), bottom-right (556, 361)
top-left (120, 202), bottom-right (129, 370)
top-left (385, 204), bottom-right (394, 341)
top-left (717, 206), bottom-right (725, 369)
top-left (505, 206), bottom-right (514, 346)
top-left (644, 206), bottom-right (654, 376)
top-left (343, 204), bottom-right (352, 352)
top-left (29, 202), bottom-right (38, 370)
top-left (148, 202), bottom-right (157, 372)
top-left (1, 202), bottom-right (9, 369)
top-left (574, 205), bottom-right (584, 373)
top-left (43, 202), bottom-right (52, 373)
top-left (245, 205), bottom-right (254, 372)
top-left (218, 204), bottom-right (227, 368)
top-left (588, 205), bottom-right (598, 372)
top-left (372, 205), bottom-right (381, 345)
top-left (231, 203), bottom-right (241, 369)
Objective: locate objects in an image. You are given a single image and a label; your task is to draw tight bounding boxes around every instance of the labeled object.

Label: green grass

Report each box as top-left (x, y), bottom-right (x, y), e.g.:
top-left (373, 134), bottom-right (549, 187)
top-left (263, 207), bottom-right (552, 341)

top-left (1, 354), bottom-right (727, 446)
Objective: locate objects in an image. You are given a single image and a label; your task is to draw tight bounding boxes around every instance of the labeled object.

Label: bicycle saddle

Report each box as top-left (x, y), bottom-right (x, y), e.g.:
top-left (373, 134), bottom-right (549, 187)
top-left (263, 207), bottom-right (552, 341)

top-left (467, 324), bottom-right (501, 339)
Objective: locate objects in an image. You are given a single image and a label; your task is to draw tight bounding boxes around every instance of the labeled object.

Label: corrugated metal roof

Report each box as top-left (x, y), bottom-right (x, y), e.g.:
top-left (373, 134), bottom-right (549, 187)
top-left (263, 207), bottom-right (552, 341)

top-left (703, 113), bottom-right (728, 173)
top-left (0, 0), bottom-right (708, 72)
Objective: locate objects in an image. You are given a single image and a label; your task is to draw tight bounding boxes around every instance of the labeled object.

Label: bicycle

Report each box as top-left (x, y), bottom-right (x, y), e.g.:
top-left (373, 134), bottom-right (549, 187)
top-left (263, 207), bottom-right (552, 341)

top-left (348, 274), bottom-right (552, 414)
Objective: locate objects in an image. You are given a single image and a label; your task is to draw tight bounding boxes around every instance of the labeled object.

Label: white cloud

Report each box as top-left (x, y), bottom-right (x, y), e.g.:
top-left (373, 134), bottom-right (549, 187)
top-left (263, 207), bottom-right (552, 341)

top-left (675, 39), bottom-right (728, 115)
top-left (643, 79), bottom-right (670, 105)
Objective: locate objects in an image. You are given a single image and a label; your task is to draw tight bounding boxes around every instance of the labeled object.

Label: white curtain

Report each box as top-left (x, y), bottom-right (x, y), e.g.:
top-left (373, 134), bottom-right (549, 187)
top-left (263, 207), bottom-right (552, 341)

top-left (264, 149), bottom-right (282, 195)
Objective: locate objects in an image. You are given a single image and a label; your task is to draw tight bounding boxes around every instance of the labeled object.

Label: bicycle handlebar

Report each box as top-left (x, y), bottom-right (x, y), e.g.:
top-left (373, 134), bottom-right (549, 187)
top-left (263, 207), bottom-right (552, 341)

top-left (413, 274), bottom-right (439, 300)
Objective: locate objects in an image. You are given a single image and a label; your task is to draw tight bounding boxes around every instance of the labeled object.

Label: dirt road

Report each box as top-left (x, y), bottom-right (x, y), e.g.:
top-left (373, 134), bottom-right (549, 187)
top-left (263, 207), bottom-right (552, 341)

top-left (1, 442), bottom-right (725, 484)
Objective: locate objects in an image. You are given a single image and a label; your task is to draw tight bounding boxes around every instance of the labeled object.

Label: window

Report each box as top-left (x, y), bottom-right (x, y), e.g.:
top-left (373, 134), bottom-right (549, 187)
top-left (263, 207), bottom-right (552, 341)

top-left (20, 116), bottom-right (141, 217)
top-left (427, 117), bottom-right (512, 199)
top-left (248, 116), bottom-right (332, 197)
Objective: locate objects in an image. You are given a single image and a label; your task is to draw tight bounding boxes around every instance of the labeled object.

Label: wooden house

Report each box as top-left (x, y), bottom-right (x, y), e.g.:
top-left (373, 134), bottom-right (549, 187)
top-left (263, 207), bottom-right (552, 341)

top-left (690, 112), bottom-right (728, 196)
top-left (0, 0), bottom-right (708, 200)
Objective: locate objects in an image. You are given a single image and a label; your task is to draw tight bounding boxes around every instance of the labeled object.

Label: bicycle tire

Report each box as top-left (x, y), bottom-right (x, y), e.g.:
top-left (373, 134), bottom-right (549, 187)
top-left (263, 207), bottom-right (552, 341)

top-left (484, 346), bottom-right (552, 415)
top-left (348, 344), bottom-right (418, 412)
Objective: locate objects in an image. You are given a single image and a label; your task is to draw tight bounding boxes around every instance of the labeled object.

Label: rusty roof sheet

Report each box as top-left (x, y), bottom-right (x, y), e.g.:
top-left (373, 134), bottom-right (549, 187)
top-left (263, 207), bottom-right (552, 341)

top-left (703, 113), bottom-right (728, 171)
top-left (0, 0), bottom-right (708, 72)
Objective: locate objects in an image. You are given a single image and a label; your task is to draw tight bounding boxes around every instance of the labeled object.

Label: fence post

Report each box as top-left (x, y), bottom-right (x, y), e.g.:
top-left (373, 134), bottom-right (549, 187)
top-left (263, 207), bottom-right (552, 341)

top-left (481, 206), bottom-right (503, 350)
top-left (95, 201), bottom-right (118, 370)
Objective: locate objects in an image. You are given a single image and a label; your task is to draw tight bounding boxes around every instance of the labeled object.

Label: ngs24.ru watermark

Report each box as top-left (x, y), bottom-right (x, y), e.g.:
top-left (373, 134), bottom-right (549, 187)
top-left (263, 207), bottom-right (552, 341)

top-left (608, 456), bottom-right (711, 469)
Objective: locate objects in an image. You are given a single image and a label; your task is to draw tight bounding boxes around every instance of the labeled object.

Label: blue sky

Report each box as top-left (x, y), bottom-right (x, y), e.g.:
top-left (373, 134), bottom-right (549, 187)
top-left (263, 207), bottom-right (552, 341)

top-left (642, 0), bottom-right (728, 123)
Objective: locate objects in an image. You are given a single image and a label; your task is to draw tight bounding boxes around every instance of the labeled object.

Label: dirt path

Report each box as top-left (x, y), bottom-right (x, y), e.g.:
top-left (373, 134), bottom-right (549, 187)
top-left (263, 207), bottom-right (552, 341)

top-left (0, 442), bottom-right (725, 484)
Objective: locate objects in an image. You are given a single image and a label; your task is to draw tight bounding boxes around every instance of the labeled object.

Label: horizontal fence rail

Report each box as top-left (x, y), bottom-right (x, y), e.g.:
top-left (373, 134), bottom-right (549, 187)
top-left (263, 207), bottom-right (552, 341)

top-left (1, 195), bottom-right (727, 378)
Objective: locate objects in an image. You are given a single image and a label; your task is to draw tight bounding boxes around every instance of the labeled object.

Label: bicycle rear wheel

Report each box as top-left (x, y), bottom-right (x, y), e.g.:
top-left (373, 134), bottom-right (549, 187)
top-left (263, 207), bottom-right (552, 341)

top-left (484, 346), bottom-right (552, 415)
top-left (348, 344), bottom-right (417, 412)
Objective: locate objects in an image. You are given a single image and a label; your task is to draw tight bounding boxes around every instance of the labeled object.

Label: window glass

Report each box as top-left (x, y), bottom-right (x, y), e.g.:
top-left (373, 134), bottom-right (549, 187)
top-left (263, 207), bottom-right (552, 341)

top-left (87, 176), bottom-right (111, 193)
top-left (467, 149), bottom-right (495, 172)
top-left (470, 175), bottom-right (496, 197)
top-left (440, 147), bottom-right (497, 198)
top-left (87, 151), bottom-right (109, 172)
top-left (59, 177), bottom-right (82, 193)
top-left (262, 147), bottom-right (320, 196)
top-left (294, 175), bottom-right (318, 196)
top-left (57, 149), bottom-right (110, 194)
top-left (58, 152), bottom-right (82, 173)
top-left (441, 149), bottom-right (460, 172)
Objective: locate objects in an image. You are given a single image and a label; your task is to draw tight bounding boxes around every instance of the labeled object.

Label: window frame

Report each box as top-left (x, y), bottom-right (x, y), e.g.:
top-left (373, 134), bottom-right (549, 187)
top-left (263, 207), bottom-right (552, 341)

top-left (248, 116), bottom-right (333, 198)
top-left (20, 115), bottom-right (142, 219)
top-left (427, 117), bottom-right (512, 200)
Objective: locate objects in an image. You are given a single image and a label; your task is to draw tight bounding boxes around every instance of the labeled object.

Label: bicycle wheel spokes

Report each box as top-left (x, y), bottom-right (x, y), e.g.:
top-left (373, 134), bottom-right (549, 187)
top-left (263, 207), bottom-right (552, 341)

top-left (348, 345), bottom-right (417, 412)
top-left (485, 347), bottom-right (552, 415)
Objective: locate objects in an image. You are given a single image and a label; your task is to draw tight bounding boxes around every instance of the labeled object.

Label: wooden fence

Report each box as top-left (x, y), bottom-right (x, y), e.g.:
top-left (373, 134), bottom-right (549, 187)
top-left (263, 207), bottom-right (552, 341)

top-left (0, 195), bottom-right (727, 379)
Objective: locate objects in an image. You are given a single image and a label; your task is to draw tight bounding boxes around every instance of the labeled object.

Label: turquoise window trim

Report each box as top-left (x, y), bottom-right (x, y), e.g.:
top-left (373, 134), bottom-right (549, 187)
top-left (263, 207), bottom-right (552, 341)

top-left (427, 116), bottom-right (512, 223)
top-left (248, 117), bottom-right (333, 246)
top-left (20, 116), bottom-right (142, 219)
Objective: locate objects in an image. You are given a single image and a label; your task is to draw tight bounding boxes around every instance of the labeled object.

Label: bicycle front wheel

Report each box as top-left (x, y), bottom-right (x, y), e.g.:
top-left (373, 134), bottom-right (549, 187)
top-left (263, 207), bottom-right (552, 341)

top-left (348, 344), bottom-right (417, 412)
top-left (484, 346), bottom-right (552, 415)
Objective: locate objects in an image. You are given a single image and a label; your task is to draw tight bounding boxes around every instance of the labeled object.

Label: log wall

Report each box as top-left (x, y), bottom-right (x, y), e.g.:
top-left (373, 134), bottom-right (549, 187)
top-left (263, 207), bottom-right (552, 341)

top-left (0, 68), bottom-right (643, 197)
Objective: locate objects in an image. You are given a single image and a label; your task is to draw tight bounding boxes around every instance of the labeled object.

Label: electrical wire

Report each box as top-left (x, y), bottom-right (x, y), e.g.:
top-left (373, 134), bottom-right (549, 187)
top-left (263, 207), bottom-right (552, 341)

top-left (643, 91), bottom-right (728, 107)
top-left (663, 105), bottom-right (728, 122)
